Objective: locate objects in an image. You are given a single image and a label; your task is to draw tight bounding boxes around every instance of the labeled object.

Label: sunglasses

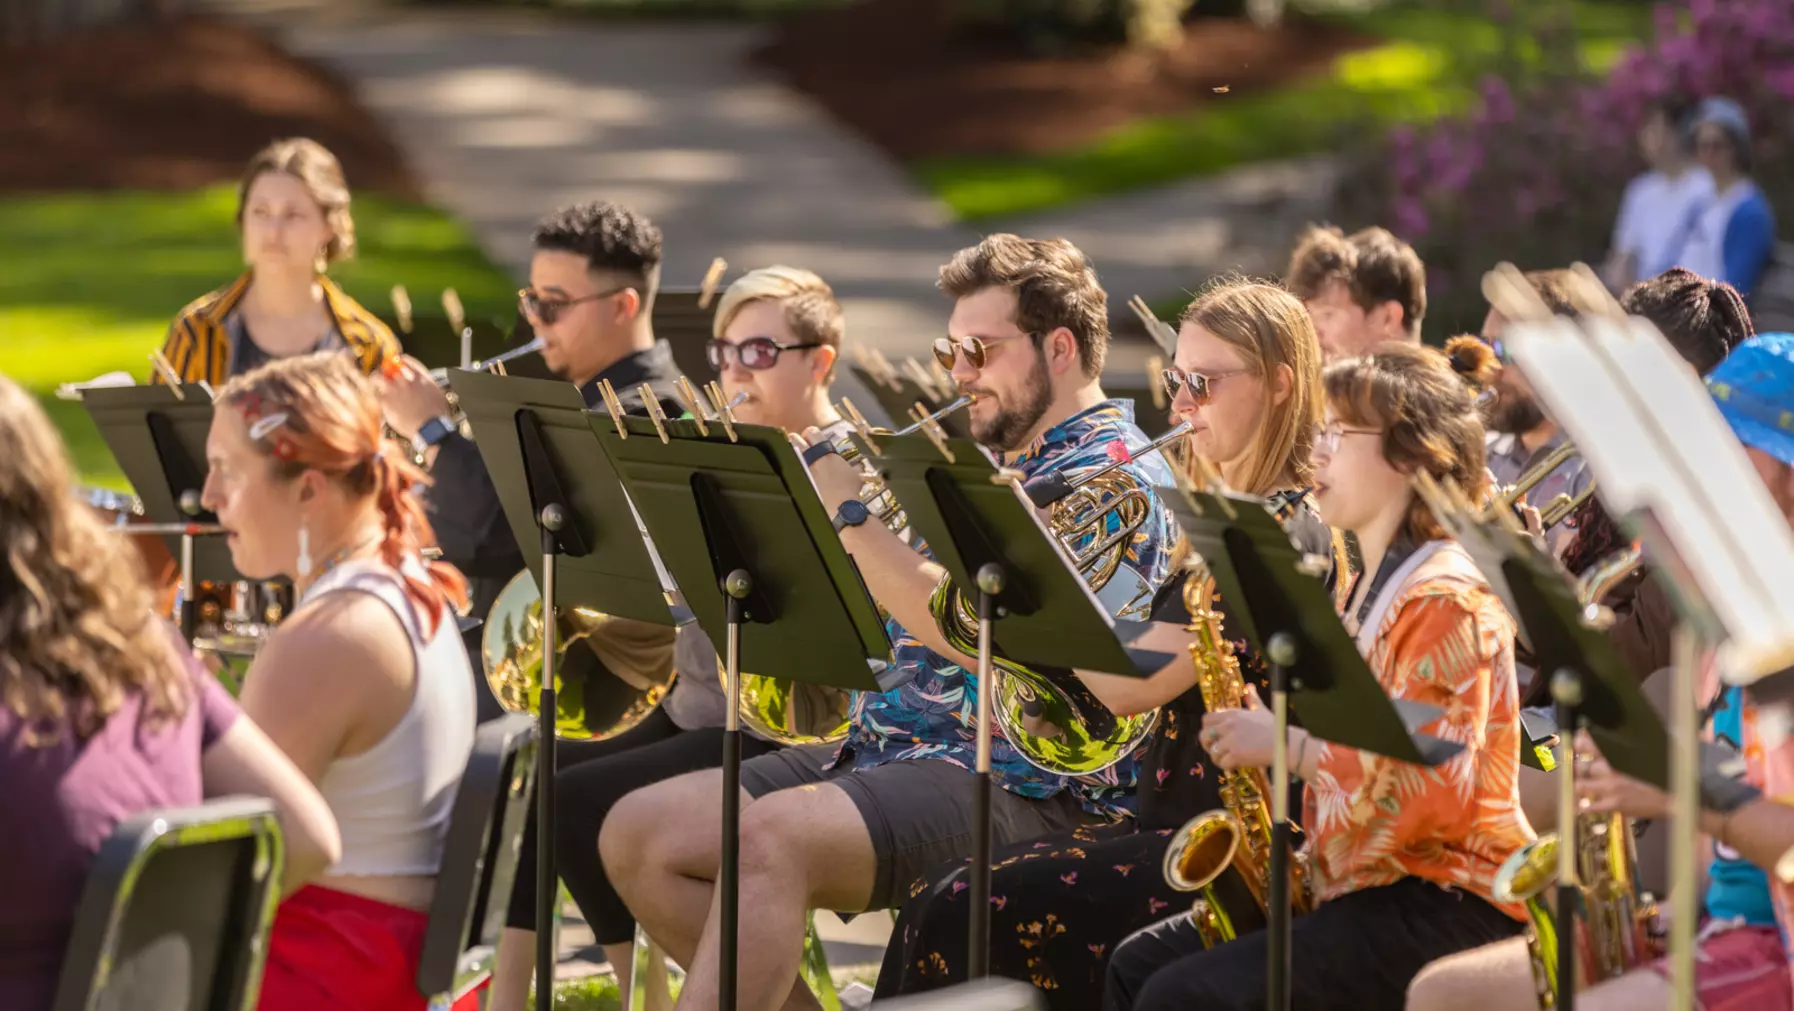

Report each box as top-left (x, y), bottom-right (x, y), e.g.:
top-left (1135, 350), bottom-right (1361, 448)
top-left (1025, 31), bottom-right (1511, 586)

top-left (1161, 366), bottom-right (1249, 405)
top-left (706, 336), bottom-right (822, 372)
top-left (517, 284), bottom-right (631, 326)
top-left (931, 333), bottom-right (1033, 372)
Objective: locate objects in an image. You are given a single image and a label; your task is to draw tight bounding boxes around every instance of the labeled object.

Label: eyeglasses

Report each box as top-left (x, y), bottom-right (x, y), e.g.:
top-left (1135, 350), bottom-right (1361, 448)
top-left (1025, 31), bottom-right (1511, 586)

top-left (931, 333), bottom-right (1033, 372)
top-left (1161, 366), bottom-right (1249, 406)
top-left (1314, 422), bottom-right (1382, 455)
top-left (1482, 334), bottom-right (1510, 364)
top-left (517, 284), bottom-right (631, 326)
top-left (705, 336), bottom-right (822, 372)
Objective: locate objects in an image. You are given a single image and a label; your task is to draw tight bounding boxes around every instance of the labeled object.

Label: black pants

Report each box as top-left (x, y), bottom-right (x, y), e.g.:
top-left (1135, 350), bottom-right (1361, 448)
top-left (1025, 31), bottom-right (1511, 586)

top-left (504, 707), bottom-right (781, 944)
top-left (1104, 877), bottom-right (1524, 1011)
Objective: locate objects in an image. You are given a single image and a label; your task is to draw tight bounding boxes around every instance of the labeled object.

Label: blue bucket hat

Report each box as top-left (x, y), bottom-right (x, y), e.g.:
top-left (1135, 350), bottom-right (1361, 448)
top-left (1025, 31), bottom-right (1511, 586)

top-left (1708, 332), bottom-right (1794, 465)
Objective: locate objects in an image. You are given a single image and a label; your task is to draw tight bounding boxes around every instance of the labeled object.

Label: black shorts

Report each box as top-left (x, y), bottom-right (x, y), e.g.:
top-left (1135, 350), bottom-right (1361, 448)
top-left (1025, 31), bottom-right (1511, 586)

top-left (740, 744), bottom-right (1099, 910)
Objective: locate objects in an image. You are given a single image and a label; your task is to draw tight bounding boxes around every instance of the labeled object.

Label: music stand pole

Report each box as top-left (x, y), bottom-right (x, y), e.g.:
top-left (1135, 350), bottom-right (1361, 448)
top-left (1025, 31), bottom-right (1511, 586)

top-left (1550, 669), bottom-right (1581, 1011)
top-left (969, 563), bottom-right (1003, 978)
top-left (721, 569), bottom-right (751, 1011)
top-left (536, 505), bottom-right (565, 1006)
top-left (1266, 633), bottom-right (1298, 1011)
top-left (178, 491), bottom-right (201, 642)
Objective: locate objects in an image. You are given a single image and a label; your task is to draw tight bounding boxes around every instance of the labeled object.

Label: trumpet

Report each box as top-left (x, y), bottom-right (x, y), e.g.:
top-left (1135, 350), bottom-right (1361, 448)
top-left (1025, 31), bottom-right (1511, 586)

top-left (1488, 443), bottom-right (1582, 527)
top-left (426, 337), bottom-right (546, 384)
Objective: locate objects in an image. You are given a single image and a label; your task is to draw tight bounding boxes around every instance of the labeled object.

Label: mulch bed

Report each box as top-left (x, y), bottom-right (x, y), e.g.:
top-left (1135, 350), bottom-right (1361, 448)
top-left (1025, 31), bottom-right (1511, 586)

top-left (0, 15), bottom-right (419, 197)
top-left (754, 0), bottom-right (1372, 162)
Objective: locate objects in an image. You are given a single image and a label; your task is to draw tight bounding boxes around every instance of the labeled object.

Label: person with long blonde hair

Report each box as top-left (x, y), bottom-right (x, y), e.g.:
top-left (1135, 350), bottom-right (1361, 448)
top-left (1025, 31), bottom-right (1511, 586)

top-left (200, 351), bottom-right (476, 1011)
top-left (873, 279), bottom-right (1338, 1008)
top-left (0, 375), bottom-right (339, 1011)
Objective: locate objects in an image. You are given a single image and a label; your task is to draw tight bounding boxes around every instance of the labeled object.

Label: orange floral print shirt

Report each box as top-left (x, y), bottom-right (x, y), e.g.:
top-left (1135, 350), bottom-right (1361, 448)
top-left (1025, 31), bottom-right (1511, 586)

top-left (1301, 543), bottom-right (1537, 920)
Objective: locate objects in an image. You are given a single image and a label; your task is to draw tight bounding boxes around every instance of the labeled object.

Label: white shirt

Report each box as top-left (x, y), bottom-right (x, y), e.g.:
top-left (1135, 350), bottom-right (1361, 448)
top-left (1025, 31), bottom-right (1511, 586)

top-left (1675, 179), bottom-right (1761, 284)
top-left (1612, 167), bottom-right (1713, 281)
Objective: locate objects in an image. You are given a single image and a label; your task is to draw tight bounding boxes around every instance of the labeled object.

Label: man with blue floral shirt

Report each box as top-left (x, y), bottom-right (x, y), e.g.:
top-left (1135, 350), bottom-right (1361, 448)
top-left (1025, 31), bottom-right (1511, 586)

top-left (604, 234), bottom-right (1176, 1011)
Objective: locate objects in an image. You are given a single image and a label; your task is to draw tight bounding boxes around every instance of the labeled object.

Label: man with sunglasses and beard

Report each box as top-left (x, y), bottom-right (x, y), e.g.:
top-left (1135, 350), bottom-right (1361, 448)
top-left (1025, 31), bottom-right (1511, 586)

top-left (601, 233), bottom-right (1176, 1011)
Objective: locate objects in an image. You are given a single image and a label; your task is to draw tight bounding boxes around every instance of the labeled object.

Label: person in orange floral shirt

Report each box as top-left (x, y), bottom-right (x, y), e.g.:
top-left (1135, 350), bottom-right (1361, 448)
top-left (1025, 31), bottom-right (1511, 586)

top-left (1111, 342), bottom-right (1535, 1010)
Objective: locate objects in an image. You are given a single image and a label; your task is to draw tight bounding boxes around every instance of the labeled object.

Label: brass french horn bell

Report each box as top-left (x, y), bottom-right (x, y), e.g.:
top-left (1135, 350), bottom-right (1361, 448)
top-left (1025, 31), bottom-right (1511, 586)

top-left (480, 570), bottom-right (677, 740)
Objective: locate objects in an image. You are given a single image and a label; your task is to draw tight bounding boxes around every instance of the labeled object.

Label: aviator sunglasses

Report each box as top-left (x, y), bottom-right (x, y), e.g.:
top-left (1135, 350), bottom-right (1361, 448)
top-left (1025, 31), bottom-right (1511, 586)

top-left (1160, 365), bottom-right (1249, 406)
top-left (517, 284), bottom-right (632, 326)
top-left (931, 333), bottom-right (1033, 372)
top-left (706, 336), bottom-right (823, 372)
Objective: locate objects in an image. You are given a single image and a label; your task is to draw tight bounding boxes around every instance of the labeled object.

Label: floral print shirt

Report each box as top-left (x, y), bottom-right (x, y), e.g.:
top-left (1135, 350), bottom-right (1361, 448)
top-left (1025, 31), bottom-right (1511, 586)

top-left (830, 400), bottom-right (1176, 817)
top-left (1302, 542), bottom-right (1535, 918)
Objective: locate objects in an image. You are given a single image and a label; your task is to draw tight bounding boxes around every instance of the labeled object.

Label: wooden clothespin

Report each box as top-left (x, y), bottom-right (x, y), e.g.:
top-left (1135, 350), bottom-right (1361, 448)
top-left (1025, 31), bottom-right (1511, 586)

top-left (839, 397), bottom-right (881, 456)
top-left (699, 258), bottom-right (729, 310)
top-left (704, 382), bottom-right (738, 442)
top-left (676, 376), bottom-right (711, 436)
top-left (640, 385), bottom-right (671, 444)
top-left (148, 350), bottom-right (185, 400)
top-left (597, 379), bottom-right (629, 439)
top-left (391, 285), bottom-right (414, 335)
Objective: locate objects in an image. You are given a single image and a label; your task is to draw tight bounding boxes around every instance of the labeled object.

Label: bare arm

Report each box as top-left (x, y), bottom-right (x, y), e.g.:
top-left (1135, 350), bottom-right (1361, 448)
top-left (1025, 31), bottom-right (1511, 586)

top-left (1076, 621), bottom-right (1198, 716)
top-left (202, 718), bottom-right (342, 894)
top-left (1700, 797), bottom-right (1794, 875)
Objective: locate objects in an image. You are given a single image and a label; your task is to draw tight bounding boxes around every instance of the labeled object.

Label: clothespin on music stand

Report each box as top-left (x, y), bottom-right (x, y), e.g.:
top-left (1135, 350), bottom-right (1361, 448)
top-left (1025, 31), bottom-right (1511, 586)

top-left (443, 288), bottom-right (470, 369)
top-left (676, 376), bottom-right (712, 437)
top-left (1129, 294), bottom-right (1179, 355)
top-left (597, 379), bottom-right (630, 440)
top-left (839, 397), bottom-right (881, 456)
top-left (148, 350), bottom-right (187, 401)
top-left (915, 402), bottom-right (955, 463)
top-left (391, 285), bottom-right (415, 336)
top-left (699, 258), bottom-right (729, 310)
top-left (704, 382), bottom-right (739, 443)
top-left (640, 385), bottom-right (671, 445)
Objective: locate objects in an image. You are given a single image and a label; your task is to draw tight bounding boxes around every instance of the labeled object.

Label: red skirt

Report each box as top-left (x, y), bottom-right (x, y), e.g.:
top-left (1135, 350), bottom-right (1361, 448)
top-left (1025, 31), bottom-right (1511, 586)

top-left (258, 884), bottom-right (481, 1011)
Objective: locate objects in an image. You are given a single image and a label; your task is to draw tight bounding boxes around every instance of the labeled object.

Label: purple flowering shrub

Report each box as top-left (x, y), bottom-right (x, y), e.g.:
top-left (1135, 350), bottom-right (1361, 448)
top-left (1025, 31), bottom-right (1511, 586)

top-left (1334, 0), bottom-right (1794, 335)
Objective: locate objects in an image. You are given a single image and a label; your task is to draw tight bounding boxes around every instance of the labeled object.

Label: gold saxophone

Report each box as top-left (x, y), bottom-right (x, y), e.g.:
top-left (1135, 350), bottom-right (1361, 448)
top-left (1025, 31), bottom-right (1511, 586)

top-left (1160, 569), bottom-right (1314, 948)
top-left (1492, 545), bottom-right (1658, 1007)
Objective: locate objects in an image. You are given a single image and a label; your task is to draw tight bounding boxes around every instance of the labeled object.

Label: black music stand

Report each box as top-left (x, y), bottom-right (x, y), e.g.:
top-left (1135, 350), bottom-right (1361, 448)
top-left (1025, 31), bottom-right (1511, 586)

top-left (863, 429), bottom-right (1176, 978)
top-left (447, 371), bottom-right (679, 1003)
top-left (78, 383), bottom-right (232, 640)
top-left (1433, 504), bottom-right (1674, 1011)
top-left (1159, 481), bottom-right (1465, 1011)
top-left (592, 410), bottom-right (898, 1011)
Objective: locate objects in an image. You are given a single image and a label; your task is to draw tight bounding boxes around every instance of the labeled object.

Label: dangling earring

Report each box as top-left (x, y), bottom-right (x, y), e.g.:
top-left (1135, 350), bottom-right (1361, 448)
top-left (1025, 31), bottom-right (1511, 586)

top-left (297, 521), bottom-right (313, 579)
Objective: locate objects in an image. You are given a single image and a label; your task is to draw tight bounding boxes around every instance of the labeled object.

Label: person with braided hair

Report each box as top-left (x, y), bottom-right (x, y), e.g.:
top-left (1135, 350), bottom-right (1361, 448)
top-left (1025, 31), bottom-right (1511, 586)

top-left (200, 351), bottom-right (479, 1011)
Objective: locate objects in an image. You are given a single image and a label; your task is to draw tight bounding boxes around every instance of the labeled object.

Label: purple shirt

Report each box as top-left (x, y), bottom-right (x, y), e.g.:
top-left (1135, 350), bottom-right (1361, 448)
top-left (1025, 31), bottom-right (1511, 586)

top-left (0, 630), bottom-right (240, 1011)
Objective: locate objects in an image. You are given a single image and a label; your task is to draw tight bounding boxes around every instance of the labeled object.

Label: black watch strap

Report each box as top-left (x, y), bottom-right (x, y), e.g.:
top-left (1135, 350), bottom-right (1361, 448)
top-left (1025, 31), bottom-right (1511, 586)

top-left (832, 499), bottom-right (870, 532)
top-left (803, 440), bottom-right (841, 466)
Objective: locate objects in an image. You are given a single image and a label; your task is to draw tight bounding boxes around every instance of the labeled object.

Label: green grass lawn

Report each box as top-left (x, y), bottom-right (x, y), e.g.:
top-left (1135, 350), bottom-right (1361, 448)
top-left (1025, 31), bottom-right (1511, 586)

top-left (0, 186), bottom-right (516, 491)
top-left (917, 2), bottom-right (1652, 220)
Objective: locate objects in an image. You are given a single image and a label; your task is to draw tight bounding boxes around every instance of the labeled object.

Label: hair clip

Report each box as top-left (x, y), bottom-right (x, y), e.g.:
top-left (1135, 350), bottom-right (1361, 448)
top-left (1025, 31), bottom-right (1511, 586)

top-left (249, 412), bottom-right (290, 442)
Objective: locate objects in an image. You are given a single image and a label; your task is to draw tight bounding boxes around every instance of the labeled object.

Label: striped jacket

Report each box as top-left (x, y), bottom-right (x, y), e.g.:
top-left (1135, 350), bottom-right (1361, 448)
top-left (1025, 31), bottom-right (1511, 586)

top-left (154, 271), bottom-right (401, 385)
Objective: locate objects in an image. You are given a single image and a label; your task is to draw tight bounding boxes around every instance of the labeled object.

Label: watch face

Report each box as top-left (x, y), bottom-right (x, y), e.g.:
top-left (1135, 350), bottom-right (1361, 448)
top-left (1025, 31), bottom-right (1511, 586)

top-left (841, 500), bottom-right (870, 525)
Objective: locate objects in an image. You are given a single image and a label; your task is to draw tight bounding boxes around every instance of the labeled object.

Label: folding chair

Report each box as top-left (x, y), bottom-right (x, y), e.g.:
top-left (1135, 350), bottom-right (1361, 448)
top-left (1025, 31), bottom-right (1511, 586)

top-left (51, 795), bottom-right (284, 1011)
top-left (417, 712), bottom-right (540, 1009)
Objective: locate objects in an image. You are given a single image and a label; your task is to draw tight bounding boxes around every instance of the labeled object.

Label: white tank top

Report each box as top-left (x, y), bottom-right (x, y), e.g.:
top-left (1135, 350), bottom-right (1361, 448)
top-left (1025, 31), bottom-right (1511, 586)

top-left (305, 556), bottom-right (476, 878)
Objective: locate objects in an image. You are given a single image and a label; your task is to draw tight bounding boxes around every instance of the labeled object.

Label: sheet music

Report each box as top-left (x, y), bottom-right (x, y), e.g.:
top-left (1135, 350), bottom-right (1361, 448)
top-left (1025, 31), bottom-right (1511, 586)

top-left (1504, 312), bottom-right (1794, 682)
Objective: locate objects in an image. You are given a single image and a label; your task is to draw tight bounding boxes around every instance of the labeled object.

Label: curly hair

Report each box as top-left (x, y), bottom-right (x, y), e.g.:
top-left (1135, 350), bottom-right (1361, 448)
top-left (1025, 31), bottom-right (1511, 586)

top-left (1323, 342), bottom-right (1489, 544)
top-left (1559, 267), bottom-right (1754, 577)
top-left (938, 233), bottom-right (1111, 378)
top-left (237, 138), bottom-right (357, 266)
top-left (0, 377), bottom-right (187, 745)
top-left (532, 201), bottom-right (665, 306)
top-left (217, 352), bottom-right (468, 636)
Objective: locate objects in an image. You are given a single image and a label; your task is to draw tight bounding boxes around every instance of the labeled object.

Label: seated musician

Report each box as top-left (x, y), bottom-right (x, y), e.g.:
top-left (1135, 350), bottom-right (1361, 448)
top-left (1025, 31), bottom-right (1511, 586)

top-left (0, 374), bottom-right (340, 1011)
top-left (157, 138), bottom-right (399, 385)
top-left (1285, 224), bottom-right (1427, 361)
top-left (200, 352), bottom-right (478, 1011)
top-left (875, 279), bottom-right (1336, 1008)
top-left (484, 265), bottom-right (860, 1011)
top-left (379, 200), bottom-right (682, 706)
top-left (601, 234), bottom-right (1177, 1011)
top-left (1109, 342), bottom-right (1536, 1011)
top-left (1406, 332), bottom-right (1794, 1011)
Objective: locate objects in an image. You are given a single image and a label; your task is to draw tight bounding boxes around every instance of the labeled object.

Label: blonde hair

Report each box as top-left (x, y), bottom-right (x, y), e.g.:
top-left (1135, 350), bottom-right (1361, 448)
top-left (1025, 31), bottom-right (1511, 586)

top-left (237, 138), bottom-right (357, 267)
top-left (712, 266), bottom-right (845, 377)
top-left (1177, 280), bottom-right (1324, 496)
top-left (0, 377), bottom-right (188, 745)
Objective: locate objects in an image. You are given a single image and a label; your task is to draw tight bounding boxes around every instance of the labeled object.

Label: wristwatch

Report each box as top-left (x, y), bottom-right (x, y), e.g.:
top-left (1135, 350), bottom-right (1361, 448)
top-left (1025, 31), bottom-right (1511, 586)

top-left (832, 499), bottom-right (871, 533)
top-left (411, 415), bottom-right (457, 458)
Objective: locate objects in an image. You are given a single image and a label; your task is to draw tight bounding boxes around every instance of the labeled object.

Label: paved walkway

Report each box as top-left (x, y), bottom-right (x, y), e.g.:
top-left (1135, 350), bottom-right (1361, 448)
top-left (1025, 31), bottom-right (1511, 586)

top-left (219, 2), bottom-right (1334, 376)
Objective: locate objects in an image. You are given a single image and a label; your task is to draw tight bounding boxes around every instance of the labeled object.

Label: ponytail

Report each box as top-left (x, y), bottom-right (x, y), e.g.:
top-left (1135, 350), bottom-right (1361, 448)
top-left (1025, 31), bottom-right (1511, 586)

top-left (370, 447), bottom-right (468, 638)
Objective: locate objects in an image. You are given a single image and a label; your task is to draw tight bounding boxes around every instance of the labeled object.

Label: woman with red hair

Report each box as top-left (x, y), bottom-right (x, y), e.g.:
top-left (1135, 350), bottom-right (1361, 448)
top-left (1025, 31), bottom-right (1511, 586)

top-left (201, 350), bottom-right (475, 1011)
